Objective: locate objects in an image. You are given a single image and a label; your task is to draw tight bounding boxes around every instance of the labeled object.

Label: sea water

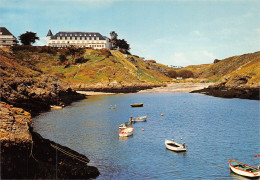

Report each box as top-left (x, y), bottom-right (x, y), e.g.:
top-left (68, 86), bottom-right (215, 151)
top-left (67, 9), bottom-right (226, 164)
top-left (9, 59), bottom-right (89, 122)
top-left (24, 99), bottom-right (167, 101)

top-left (33, 93), bottom-right (260, 179)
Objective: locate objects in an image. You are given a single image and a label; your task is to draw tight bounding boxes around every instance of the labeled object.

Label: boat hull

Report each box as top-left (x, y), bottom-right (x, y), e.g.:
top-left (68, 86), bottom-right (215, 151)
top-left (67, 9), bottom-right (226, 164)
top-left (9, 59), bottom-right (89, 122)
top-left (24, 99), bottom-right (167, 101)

top-left (229, 159), bottom-right (260, 178)
top-left (119, 127), bottom-right (134, 137)
top-left (130, 115), bottom-right (147, 122)
top-left (119, 131), bottom-right (133, 137)
top-left (165, 139), bottom-right (187, 152)
top-left (130, 103), bottom-right (143, 107)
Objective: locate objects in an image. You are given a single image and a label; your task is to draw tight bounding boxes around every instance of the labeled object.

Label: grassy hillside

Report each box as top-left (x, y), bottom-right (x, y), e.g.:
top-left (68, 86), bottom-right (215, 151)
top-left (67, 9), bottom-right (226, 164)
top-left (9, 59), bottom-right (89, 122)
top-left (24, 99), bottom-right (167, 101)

top-left (12, 48), bottom-right (171, 89)
top-left (176, 51), bottom-right (260, 87)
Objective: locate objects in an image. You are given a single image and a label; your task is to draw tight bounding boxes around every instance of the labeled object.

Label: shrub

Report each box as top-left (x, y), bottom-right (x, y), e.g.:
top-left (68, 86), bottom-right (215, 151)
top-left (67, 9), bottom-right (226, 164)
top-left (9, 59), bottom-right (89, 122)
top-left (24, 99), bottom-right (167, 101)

top-left (59, 55), bottom-right (67, 64)
top-left (39, 46), bottom-right (58, 55)
top-left (100, 48), bottom-right (111, 57)
top-left (178, 70), bottom-right (194, 78)
top-left (145, 60), bottom-right (157, 63)
top-left (168, 70), bottom-right (178, 78)
top-left (75, 57), bottom-right (89, 64)
top-left (11, 45), bottom-right (39, 52)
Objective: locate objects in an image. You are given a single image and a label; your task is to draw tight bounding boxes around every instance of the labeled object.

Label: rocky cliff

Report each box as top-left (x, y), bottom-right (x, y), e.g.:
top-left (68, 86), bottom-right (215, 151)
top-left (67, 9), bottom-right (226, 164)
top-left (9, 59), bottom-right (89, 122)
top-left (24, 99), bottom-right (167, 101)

top-left (0, 49), bottom-right (99, 178)
top-left (0, 102), bottom-right (99, 179)
top-left (0, 49), bottom-right (86, 116)
top-left (190, 51), bottom-right (260, 100)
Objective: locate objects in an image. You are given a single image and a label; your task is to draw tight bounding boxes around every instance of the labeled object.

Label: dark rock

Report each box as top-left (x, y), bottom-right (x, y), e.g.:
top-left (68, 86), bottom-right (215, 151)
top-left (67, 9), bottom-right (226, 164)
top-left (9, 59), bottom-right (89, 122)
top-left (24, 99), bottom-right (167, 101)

top-left (0, 102), bottom-right (100, 179)
top-left (191, 87), bottom-right (259, 100)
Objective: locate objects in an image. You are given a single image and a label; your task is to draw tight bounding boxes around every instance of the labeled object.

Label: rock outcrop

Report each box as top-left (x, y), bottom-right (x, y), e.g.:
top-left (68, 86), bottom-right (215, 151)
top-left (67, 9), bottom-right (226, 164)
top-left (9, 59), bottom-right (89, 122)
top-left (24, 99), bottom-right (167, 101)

top-left (0, 102), bottom-right (100, 179)
top-left (1, 49), bottom-right (99, 178)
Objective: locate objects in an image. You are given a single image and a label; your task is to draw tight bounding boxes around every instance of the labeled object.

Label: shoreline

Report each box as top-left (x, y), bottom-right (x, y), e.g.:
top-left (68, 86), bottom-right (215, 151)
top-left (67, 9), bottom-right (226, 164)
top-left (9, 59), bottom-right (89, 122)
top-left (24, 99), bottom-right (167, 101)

top-left (76, 83), bottom-right (214, 95)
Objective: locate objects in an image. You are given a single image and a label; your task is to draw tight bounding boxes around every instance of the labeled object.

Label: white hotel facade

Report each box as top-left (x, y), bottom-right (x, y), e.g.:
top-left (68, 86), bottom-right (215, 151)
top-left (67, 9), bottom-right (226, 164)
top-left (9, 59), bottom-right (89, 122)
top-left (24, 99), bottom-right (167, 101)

top-left (46, 29), bottom-right (110, 49)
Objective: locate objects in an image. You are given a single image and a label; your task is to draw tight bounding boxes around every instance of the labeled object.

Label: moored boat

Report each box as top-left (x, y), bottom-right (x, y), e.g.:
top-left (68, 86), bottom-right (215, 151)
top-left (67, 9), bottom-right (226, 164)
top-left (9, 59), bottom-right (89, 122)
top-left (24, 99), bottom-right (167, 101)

top-left (130, 103), bottom-right (143, 107)
top-left (119, 122), bottom-right (132, 129)
top-left (165, 139), bottom-right (188, 152)
top-left (119, 127), bottom-right (134, 137)
top-left (130, 115), bottom-right (147, 122)
top-left (229, 159), bottom-right (260, 178)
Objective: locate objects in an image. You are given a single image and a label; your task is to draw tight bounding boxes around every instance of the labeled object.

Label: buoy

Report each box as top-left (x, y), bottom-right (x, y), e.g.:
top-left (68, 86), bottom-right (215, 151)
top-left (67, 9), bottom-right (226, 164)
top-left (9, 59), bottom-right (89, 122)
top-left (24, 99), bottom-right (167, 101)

top-left (258, 154), bottom-right (260, 157)
top-left (161, 114), bottom-right (164, 116)
top-left (255, 154), bottom-right (258, 157)
top-left (141, 129), bottom-right (144, 131)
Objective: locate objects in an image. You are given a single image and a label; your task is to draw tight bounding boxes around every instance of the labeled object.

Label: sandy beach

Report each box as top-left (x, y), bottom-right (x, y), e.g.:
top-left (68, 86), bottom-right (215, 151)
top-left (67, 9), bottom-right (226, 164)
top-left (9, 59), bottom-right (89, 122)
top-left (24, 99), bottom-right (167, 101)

top-left (138, 83), bottom-right (214, 93)
top-left (77, 83), bottom-right (213, 95)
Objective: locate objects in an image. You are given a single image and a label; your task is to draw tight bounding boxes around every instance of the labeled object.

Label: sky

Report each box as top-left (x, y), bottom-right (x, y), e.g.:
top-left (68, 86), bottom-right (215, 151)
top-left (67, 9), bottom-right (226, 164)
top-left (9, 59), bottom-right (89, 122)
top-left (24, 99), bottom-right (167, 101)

top-left (0, 0), bottom-right (259, 67)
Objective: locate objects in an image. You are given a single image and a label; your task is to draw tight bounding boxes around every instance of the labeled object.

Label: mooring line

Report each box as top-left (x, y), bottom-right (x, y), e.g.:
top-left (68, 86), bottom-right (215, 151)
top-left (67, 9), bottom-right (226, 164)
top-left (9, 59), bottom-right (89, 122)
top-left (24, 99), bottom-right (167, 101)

top-left (50, 143), bottom-right (89, 164)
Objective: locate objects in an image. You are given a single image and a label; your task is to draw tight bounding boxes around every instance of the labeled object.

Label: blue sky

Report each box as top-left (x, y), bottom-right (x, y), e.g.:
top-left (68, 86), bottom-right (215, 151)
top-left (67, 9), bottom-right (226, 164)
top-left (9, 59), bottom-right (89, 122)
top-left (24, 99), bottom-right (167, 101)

top-left (1, 0), bottom-right (259, 66)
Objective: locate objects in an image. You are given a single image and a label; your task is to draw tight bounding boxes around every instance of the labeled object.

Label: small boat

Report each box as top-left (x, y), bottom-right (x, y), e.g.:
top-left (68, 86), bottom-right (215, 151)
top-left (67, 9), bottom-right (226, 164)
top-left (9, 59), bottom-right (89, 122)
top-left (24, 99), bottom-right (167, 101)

top-left (119, 127), bottom-right (134, 137)
top-left (229, 159), bottom-right (260, 178)
top-left (119, 122), bottom-right (132, 129)
top-left (130, 103), bottom-right (143, 107)
top-left (130, 115), bottom-right (147, 122)
top-left (165, 139), bottom-right (188, 152)
top-left (50, 105), bottom-right (63, 110)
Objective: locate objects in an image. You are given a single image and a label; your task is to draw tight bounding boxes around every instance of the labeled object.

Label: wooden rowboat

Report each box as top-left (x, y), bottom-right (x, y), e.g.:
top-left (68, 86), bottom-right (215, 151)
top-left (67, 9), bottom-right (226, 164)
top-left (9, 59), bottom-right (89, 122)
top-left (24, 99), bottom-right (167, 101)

top-left (130, 115), bottom-right (147, 122)
top-left (119, 127), bottom-right (134, 137)
top-left (229, 159), bottom-right (260, 178)
top-left (130, 103), bottom-right (143, 107)
top-left (165, 139), bottom-right (187, 152)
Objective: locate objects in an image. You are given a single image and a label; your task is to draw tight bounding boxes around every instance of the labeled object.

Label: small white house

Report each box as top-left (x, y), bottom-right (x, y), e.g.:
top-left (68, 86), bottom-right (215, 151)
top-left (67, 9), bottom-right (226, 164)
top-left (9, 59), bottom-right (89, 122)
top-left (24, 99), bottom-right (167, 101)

top-left (0, 27), bottom-right (17, 47)
top-left (46, 29), bottom-right (110, 49)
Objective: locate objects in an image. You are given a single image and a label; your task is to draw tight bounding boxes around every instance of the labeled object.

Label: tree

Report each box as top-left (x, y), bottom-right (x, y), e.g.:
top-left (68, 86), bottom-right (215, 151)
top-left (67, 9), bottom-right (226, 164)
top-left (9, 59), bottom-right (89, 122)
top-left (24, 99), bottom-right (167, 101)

top-left (110, 31), bottom-right (118, 49)
top-left (116, 39), bottom-right (130, 51)
top-left (19, 31), bottom-right (39, 45)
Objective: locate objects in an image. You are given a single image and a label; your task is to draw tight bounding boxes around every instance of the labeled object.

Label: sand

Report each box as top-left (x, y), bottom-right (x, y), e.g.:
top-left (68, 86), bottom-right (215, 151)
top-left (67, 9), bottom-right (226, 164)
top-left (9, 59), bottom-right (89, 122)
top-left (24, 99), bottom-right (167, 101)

top-left (76, 83), bottom-right (213, 96)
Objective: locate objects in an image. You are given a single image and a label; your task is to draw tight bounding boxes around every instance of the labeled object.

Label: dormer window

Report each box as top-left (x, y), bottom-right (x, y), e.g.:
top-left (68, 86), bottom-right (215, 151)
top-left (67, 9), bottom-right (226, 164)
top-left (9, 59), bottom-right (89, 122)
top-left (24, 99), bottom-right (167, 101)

top-left (70, 34), bottom-right (72, 36)
top-left (75, 34), bottom-right (77, 36)
top-left (65, 34), bottom-right (67, 36)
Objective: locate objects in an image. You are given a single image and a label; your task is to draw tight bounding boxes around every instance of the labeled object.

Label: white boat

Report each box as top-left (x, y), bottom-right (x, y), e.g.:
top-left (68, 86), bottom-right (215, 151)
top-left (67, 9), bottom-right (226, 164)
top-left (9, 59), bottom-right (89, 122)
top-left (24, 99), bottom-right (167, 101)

top-left (119, 127), bottom-right (134, 137)
top-left (165, 139), bottom-right (188, 152)
top-left (130, 115), bottom-right (147, 122)
top-left (229, 159), bottom-right (260, 178)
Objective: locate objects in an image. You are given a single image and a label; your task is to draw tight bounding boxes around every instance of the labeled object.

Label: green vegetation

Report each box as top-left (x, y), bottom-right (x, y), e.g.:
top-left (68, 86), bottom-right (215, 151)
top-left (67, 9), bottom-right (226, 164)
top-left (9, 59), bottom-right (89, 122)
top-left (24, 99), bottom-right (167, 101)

top-left (10, 47), bottom-right (170, 87)
top-left (3, 46), bottom-right (259, 90)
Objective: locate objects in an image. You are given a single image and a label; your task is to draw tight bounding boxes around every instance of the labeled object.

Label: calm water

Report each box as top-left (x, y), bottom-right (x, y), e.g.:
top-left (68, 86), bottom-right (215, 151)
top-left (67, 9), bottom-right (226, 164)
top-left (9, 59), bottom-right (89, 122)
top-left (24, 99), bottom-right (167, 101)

top-left (33, 93), bottom-right (260, 179)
